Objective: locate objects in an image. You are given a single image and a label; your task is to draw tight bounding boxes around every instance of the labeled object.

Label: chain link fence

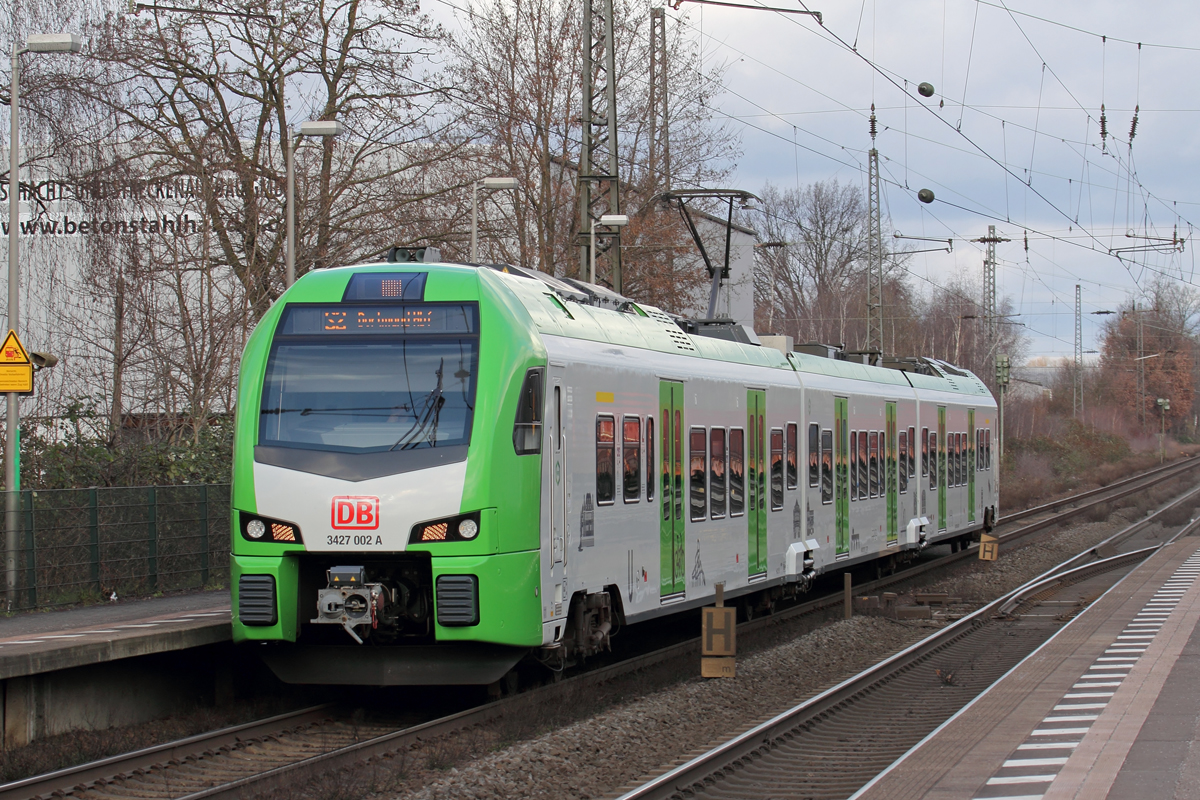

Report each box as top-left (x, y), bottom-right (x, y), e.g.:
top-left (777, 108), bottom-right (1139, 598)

top-left (2, 484), bottom-right (230, 610)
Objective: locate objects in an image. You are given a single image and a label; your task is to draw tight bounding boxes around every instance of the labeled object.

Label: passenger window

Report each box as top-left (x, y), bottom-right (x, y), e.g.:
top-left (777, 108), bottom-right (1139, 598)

top-left (596, 415), bottom-right (616, 504)
top-left (808, 423), bottom-right (820, 487)
top-left (856, 429), bottom-right (867, 500)
top-left (623, 416), bottom-right (641, 503)
top-left (710, 428), bottom-right (727, 519)
top-left (986, 429), bottom-right (992, 470)
top-left (820, 429), bottom-right (833, 504)
top-left (908, 426), bottom-right (916, 478)
top-left (898, 431), bottom-right (908, 494)
top-left (729, 428), bottom-right (745, 516)
top-left (962, 433), bottom-right (968, 482)
top-left (956, 433), bottom-right (964, 485)
top-left (689, 428), bottom-right (707, 521)
top-left (786, 423), bottom-right (798, 490)
top-left (647, 416), bottom-right (655, 500)
top-left (951, 433), bottom-right (959, 486)
top-left (921, 427), bottom-right (929, 476)
top-left (850, 431), bottom-right (859, 502)
top-left (770, 428), bottom-right (784, 511)
top-left (869, 431), bottom-right (879, 497)
top-left (928, 431), bottom-right (937, 489)
top-left (948, 432), bottom-right (955, 486)
top-left (512, 368), bottom-right (544, 455)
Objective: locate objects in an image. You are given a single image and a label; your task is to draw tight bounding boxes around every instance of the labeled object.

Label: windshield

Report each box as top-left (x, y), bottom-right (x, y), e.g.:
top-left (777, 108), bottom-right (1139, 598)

top-left (259, 304), bottom-right (479, 455)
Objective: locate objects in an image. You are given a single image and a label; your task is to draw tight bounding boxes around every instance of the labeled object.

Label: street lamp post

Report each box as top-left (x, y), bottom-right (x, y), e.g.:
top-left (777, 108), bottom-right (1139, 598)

top-left (285, 119), bottom-right (343, 287)
top-left (7, 33), bottom-right (83, 606)
top-left (470, 177), bottom-right (518, 263)
top-left (589, 214), bottom-right (629, 285)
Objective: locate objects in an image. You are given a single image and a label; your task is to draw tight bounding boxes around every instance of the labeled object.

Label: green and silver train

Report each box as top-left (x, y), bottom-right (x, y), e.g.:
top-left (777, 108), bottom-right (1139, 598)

top-left (231, 254), bottom-right (998, 685)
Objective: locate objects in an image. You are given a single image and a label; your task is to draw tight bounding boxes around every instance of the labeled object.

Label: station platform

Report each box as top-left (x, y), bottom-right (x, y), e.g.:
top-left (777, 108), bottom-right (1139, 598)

top-left (853, 535), bottom-right (1200, 800)
top-left (0, 590), bottom-right (230, 680)
top-left (0, 591), bottom-right (231, 747)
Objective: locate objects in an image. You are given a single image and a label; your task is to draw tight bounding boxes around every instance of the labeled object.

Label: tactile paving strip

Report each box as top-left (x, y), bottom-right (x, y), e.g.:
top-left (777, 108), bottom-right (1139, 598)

top-left (970, 547), bottom-right (1200, 800)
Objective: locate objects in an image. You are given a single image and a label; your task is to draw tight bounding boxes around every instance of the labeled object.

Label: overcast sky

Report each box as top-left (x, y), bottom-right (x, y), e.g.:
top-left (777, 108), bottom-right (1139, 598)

top-left (432, 0), bottom-right (1200, 365)
top-left (668, 0), bottom-right (1200, 365)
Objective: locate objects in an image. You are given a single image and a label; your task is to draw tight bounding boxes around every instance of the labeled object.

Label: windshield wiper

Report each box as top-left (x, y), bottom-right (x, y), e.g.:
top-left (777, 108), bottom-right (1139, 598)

top-left (389, 360), bottom-right (445, 451)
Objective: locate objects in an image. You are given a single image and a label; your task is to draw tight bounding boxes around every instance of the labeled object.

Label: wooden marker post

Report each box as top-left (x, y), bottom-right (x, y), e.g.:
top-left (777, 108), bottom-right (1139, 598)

top-left (701, 582), bottom-right (736, 678)
top-left (844, 572), bottom-right (852, 619)
top-left (978, 533), bottom-right (999, 561)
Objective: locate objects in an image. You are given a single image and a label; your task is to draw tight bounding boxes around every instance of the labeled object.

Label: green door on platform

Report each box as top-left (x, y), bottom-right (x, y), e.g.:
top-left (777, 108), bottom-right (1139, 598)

top-left (660, 381), bottom-right (685, 598)
top-left (748, 389), bottom-right (767, 576)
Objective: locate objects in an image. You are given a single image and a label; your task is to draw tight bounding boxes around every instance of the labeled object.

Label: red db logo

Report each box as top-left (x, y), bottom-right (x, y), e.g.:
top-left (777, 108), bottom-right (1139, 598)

top-left (331, 496), bottom-right (380, 530)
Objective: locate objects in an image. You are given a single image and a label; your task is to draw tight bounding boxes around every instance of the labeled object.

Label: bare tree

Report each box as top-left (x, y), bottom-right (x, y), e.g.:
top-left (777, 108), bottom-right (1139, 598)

top-left (446, 0), bottom-right (738, 309)
top-left (77, 0), bottom-right (464, 319)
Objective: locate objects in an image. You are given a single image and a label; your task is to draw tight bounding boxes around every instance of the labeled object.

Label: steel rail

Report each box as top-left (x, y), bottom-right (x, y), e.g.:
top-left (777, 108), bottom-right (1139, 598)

top-left (612, 541), bottom-right (1169, 800)
top-left (0, 706), bottom-right (335, 800)
top-left (14, 457), bottom-right (1200, 800)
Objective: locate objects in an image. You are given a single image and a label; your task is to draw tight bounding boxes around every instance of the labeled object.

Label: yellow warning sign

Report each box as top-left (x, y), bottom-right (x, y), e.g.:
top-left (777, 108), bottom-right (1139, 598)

top-left (0, 331), bottom-right (33, 393)
top-left (0, 331), bottom-right (29, 365)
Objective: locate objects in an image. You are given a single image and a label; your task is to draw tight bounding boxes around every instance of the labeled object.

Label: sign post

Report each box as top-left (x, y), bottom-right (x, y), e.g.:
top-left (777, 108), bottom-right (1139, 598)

top-left (1, 329), bottom-right (31, 607)
top-left (701, 582), bottom-right (736, 678)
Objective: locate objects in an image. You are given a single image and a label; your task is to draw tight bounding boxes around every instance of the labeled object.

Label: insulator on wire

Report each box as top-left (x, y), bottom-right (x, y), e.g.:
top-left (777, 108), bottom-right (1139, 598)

top-left (1129, 105), bottom-right (1139, 142)
top-left (1099, 104), bottom-right (1108, 151)
top-left (870, 104), bottom-right (877, 140)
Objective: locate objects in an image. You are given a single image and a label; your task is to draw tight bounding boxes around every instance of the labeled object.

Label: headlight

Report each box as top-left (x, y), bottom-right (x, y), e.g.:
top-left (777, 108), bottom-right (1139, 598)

top-left (458, 518), bottom-right (479, 539)
top-left (240, 513), bottom-right (303, 543)
top-left (409, 511), bottom-right (482, 544)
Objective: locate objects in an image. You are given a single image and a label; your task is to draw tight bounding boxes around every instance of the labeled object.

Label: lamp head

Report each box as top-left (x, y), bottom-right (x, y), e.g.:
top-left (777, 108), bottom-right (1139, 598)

top-left (481, 177), bottom-right (518, 190)
top-left (30, 352), bottom-right (59, 370)
top-left (599, 214), bottom-right (629, 227)
top-left (299, 120), bottom-right (343, 137)
top-left (25, 34), bottom-right (84, 53)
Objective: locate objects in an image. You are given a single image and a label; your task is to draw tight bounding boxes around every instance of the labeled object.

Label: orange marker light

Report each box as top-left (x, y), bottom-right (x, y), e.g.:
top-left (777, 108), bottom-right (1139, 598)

top-left (421, 522), bottom-right (449, 541)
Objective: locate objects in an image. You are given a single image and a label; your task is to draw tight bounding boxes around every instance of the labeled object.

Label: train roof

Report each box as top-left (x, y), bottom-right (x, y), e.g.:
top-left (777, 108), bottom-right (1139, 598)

top-left (477, 263), bottom-right (992, 399)
top-left (306, 259), bottom-right (993, 399)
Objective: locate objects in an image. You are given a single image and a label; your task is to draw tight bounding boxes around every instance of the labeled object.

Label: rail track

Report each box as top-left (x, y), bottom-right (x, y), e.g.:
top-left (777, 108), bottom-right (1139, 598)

top-left (608, 494), bottom-right (1200, 799)
top-left (7, 455), bottom-right (1200, 800)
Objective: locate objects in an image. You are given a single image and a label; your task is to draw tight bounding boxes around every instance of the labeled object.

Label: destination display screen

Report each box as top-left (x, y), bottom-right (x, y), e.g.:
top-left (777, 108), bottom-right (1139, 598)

top-left (277, 303), bottom-right (478, 336)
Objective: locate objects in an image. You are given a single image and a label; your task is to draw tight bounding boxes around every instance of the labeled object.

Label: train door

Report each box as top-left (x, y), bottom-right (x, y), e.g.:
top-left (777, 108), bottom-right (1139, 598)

top-left (659, 381), bottom-right (685, 599)
top-left (747, 389), bottom-right (767, 577)
top-left (835, 397), bottom-right (849, 556)
top-left (968, 409), bottom-right (976, 524)
top-left (548, 370), bottom-right (568, 567)
top-left (886, 401), bottom-right (898, 544)
top-left (937, 405), bottom-right (947, 531)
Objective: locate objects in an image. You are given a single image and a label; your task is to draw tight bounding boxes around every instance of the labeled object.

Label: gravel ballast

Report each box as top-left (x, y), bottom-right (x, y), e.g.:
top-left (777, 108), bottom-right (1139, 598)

top-left (389, 616), bottom-right (928, 800)
top-left (298, 481), bottom-right (1200, 800)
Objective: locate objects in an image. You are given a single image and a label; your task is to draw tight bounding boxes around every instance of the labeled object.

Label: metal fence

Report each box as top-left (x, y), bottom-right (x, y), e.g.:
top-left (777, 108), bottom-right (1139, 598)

top-left (6, 484), bottom-right (230, 610)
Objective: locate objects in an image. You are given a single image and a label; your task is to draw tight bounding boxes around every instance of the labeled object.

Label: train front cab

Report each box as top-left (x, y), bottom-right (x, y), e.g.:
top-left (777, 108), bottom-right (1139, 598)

top-left (230, 264), bottom-right (549, 685)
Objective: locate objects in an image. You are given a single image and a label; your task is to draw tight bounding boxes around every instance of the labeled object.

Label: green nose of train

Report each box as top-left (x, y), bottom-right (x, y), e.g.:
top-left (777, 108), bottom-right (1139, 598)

top-left (231, 258), bottom-right (997, 686)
